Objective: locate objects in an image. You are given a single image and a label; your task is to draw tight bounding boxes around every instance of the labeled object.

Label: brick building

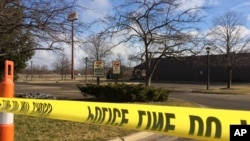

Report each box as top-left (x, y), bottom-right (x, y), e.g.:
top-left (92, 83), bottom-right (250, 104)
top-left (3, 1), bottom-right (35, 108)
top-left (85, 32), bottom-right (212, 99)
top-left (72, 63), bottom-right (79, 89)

top-left (133, 53), bottom-right (250, 82)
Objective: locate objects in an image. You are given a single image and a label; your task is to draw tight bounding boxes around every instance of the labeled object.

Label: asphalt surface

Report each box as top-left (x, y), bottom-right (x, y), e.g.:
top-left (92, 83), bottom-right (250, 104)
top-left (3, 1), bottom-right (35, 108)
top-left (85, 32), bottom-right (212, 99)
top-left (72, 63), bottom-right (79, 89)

top-left (169, 91), bottom-right (250, 110)
top-left (151, 82), bottom-right (250, 110)
top-left (14, 82), bottom-right (85, 100)
top-left (150, 82), bottom-right (250, 110)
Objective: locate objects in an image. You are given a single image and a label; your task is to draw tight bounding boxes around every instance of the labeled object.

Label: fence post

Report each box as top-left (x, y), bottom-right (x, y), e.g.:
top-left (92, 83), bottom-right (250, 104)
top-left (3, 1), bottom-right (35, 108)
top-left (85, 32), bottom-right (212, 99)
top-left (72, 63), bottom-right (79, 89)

top-left (0, 60), bottom-right (14, 141)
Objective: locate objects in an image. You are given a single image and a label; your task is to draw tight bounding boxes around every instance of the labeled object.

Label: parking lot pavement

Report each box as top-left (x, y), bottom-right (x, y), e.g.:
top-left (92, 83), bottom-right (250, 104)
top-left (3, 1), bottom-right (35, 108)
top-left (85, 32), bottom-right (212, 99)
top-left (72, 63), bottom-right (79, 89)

top-left (14, 82), bottom-right (85, 99)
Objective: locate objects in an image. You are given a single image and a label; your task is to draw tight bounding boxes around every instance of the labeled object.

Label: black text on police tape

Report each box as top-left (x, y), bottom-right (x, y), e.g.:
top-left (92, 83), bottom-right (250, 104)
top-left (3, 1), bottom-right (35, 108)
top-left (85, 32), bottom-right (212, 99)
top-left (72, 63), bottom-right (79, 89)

top-left (86, 106), bottom-right (129, 126)
top-left (0, 100), bottom-right (30, 112)
top-left (136, 110), bottom-right (175, 132)
top-left (31, 102), bottom-right (53, 115)
top-left (0, 100), bottom-right (52, 115)
top-left (189, 115), bottom-right (221, 138)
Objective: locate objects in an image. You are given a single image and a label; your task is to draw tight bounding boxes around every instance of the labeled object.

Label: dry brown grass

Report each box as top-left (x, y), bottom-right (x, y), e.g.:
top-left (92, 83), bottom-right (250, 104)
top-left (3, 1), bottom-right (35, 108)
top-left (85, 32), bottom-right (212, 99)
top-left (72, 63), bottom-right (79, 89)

top-left (14, 115), bottom-right (135, 141)
top-left (193, 86), bottom-right (250, 94)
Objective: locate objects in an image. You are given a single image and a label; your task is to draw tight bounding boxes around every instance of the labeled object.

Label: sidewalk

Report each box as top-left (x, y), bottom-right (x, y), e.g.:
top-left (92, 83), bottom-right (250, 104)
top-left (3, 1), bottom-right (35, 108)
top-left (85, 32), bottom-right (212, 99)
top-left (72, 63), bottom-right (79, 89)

top-left (109, 132), bottom-right (179, 141)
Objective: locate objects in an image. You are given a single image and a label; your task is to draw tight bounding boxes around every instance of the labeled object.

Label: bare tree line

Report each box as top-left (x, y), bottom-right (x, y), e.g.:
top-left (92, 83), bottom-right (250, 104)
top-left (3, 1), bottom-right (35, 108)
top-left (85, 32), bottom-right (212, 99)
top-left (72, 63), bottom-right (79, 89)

top-left (1, 0), bottom-right (250, 88)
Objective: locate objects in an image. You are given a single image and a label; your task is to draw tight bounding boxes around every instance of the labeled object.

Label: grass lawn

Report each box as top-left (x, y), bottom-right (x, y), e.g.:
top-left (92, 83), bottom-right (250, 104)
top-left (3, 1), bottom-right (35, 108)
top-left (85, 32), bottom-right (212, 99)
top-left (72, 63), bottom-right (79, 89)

top-left (14, 115), bottom-right (134, 141)
top-left (14, 99), bottom-right (197, 141)
top-left (193, 86), bottom-right (250, 94)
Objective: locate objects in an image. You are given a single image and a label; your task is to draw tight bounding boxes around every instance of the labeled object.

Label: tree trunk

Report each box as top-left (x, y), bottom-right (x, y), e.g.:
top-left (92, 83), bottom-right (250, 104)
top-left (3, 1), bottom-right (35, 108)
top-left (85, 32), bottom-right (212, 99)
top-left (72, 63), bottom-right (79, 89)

top-left (145, 75), bottom-right (151, 86)
top-left (145, 67), bottom-right (153, 86)
top-left (61, 73), bottom-right (63, 80)
top-left (227, 66), bottom-right (232, 88)
top-left (97, 77), bottom-right (100, 85)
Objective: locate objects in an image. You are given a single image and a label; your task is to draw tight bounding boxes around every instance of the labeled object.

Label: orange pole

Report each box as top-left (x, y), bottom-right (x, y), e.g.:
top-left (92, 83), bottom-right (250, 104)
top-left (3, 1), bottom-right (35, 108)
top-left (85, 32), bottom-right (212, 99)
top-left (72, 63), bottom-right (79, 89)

top-left (0, 60), bottom-right (14, 141)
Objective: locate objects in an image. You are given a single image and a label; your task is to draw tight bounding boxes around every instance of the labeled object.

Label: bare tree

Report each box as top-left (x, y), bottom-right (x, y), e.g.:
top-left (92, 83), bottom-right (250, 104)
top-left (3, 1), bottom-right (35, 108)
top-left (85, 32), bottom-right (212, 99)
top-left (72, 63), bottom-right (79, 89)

top-left (53, 53), bottom-right (70, 80)
top-left (207, 11), bottom-right (250, 88)
top-left (106, 0), bottom-right (205, 86)
top-left (0, 0), bottom-right (90, 78)
top-left (0, 0), bottom-right (85, 52)
top-left (40, 65), bottom-right (49, 74)
top-left (83, 31), bottom-right (115, 84)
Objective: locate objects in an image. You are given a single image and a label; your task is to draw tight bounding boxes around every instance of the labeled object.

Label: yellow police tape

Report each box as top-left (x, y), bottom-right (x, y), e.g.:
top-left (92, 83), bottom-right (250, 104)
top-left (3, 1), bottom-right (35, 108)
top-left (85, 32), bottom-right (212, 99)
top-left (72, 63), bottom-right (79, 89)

top-left (0, 97), bottom-right (249, 141)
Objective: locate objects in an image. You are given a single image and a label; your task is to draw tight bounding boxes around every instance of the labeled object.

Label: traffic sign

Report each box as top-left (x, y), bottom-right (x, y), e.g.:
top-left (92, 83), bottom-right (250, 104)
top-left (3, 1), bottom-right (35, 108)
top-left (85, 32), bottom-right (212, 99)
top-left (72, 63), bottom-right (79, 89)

top-left (112, 61), bottom-right (121, 74)
top-left (93, 61), bottom-right (105, 77)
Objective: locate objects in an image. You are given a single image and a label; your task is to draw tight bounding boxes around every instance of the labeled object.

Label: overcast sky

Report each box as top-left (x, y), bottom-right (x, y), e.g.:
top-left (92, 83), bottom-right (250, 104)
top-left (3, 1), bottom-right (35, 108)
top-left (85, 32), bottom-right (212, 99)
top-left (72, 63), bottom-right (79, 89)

top-left (31, 0), bottom-right (250, 70)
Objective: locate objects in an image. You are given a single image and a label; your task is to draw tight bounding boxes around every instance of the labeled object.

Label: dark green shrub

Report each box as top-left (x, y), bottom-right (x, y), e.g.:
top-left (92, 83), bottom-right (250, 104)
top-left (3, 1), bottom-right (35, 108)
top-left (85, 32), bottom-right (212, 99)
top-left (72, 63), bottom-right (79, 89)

top-left (77, 84), bottom-right (170, 102)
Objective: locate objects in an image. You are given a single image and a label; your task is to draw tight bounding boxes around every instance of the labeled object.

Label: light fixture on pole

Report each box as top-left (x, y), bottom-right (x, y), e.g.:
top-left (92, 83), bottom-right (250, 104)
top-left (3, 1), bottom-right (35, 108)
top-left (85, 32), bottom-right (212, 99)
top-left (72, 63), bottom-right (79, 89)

top-left (30, 61), bottom-right (33, 81)
top-left (206, 47), bottom-right (211, 90)
top-left (68, 12), bottom-right (78, 80)
top-left (85, 57), bottom-right (88, 83)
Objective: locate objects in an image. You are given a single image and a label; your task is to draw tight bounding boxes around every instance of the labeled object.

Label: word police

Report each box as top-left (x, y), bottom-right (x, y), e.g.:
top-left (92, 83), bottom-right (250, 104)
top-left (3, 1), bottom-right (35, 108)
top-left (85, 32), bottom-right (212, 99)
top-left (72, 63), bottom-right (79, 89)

top-left (86, 106), bottom-right (129, 126)
top-left (0, 100), bottom-right (52, 115)
top-left (86, 106), bottom-right (177, 131)
top-left (86, 106), bottom-right (227, 139)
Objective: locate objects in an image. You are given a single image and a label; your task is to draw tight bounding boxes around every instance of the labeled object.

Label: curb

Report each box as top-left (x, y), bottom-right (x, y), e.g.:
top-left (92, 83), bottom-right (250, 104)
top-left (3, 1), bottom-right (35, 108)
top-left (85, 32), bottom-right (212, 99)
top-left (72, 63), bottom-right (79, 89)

top-left (108, 131), bottom-right (179, 141)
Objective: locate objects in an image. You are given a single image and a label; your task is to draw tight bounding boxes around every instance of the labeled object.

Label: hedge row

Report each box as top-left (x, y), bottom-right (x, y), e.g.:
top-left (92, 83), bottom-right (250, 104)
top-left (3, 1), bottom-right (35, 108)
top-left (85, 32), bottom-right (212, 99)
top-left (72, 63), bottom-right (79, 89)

top-left (77, 84), bottom-right (170, 102)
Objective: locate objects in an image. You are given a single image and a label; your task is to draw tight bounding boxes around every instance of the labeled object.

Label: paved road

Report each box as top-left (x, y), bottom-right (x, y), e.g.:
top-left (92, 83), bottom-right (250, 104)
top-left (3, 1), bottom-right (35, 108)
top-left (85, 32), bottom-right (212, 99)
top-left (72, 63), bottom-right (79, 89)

top-left (169, 91), bottom-right (250, 110)
top-left (14, 82), bottom-right (85, 99)
top-left (151, 82), bottom-right (250, 110)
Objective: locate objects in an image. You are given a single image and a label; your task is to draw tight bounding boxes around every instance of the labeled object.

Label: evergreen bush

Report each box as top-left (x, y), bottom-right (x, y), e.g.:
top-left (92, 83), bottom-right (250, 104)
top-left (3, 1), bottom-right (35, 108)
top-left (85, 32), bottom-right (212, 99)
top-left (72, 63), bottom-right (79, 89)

top-left (77, 84), bottom-right (170, 102)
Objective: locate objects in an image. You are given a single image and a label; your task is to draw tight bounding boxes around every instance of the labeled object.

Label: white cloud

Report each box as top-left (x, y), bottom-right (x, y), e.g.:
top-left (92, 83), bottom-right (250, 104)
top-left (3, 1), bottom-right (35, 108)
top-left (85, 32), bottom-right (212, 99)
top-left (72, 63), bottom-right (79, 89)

top-left (238, 25), bottom-right (250, 36)
top-left (31, 50), bottom-right (57, 68)
top-left (77, 0), bottom-right (112, 22)
top-left (179, 0), bottom-right (206, 11)
top-left (112, 44), bottom-right (131, 59)
top-left (32, 42), bottom-right (86, 70)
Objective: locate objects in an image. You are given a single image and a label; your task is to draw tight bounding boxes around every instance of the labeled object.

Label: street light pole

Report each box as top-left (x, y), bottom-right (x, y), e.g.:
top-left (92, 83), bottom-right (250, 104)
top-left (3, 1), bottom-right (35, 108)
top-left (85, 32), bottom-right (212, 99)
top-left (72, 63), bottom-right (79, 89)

top-left (85, 57), bottom-right (88, 83)
top-left (206, 47), bottom-right (211, 90)
top-left (68, 12), bottom-right (78, 80)
top-left (71, 20), bottom-right (75, 80)
top-left (31, 61), bottom-right (33, 81)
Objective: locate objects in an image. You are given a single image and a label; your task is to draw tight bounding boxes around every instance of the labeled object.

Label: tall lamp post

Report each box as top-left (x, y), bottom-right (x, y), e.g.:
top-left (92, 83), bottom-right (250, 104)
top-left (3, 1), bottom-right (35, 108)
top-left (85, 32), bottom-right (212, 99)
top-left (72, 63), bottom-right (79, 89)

top-left (30, 61), bottom-right (33, 81)
top-left (85, 57), bottom-right (88, 83)
top-left (206, 47), bottom-right (211, 90)
top-left (68, 12), bottom-right (78, 80)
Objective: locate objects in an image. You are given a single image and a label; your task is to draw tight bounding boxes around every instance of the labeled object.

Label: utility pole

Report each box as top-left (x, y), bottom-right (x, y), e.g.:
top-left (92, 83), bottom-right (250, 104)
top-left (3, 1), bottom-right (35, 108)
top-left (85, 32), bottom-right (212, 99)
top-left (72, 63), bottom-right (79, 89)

top-left (68, 12), bottom-right (78, 80)
top-left (31, 61), bottom-right (33, 81)
top-left (85, 57), bottom-right (88, 83)
top-left (206, 47), bottom-right (211, 90)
